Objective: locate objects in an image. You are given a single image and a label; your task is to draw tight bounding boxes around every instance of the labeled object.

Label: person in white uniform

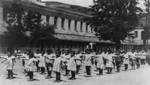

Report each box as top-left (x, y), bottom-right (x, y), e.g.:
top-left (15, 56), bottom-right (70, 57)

top-left (106, 51), bottom-right (113, 74)
top-left (84, 49), bottom-right (92, 76)
top-left (68, 51), bottom-right (76, 80)
top-left (27, 52), bottom-right (37, 81)
top-left (123, 51), bottom-right (130, 71)
top-left (96, 51), bottom-right (104, 75)
top-left (39, 51), bottom-right (46, 74)
top-left (75, 52), bottom-right (82, 74)
top-left (53, 51), bottom-right (63, 82)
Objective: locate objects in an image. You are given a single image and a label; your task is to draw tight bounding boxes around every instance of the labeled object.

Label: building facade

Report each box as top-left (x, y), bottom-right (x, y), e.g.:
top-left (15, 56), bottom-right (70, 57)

top-left (0, 0), bottom-right (111, 51)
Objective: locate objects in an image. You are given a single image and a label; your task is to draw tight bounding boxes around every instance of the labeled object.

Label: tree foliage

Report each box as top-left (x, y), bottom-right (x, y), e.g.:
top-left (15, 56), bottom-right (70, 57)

top-left (1, 1), bottom-right (55, 47)
top-left (88, 0), bottom-right (142, 45)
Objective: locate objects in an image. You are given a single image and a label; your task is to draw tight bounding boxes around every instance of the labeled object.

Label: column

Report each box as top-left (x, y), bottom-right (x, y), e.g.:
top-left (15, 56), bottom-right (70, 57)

top-left (57, 17), bottom-right (62, 30)
top-left (82, 22), bottom-right (86, 33)
top-left (41, 15), bottom-right (46, 25)
top-left (49, 16), bottom-right (54, 25)
top-left (70, 20), bottom-right (75, 32)
top-left (77, 21), bottom-right (81, 32)
top-left (88, 25), bottom-right (92, 33)
top-left (64, 18), bottom-right (69, 31)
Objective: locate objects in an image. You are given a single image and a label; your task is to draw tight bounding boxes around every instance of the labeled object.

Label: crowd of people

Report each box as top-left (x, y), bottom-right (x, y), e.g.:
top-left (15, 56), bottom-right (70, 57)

top-left (0, 48), bottom-right (148, 82)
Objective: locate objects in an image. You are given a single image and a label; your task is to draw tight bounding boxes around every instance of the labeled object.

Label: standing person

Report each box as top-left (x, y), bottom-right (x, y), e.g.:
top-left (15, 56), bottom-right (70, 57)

top-left (39, 51), bottom-right (46, 74)
top-left (63, 51), bottom-right (70, 76)
top-left (44, 49), bottom-right (56, 78)
top-left (53, 51), bottom-right (63, 82)
top-left (34, 49), bottom-right (41, 72)
top-left (22, 51), bottom-right (29, 74)
top-left (134, 50), bottom-right (141, 69)
top-left (27, 52), bottom-right (37, 81)
top-left (68, 51), bottom-right (77, 80)
top-left (106, 51), bottom-right (113, 74)
top-left (4, 52), bottom-right (16, 79)
top-left (130, 50), bottom-right (136, 70)
top-left (96, 51), bottom-right (104, 75)
top-left (123, 51), bottom-right (130, 71)
top-left (114, 52), bottom-right (122, 72)
top-left (84, 49), bottom-right (92, 76)
top-left (75, 52), bottom-right (82, 74)
top-left (141, 50), bottom-right (146, 65)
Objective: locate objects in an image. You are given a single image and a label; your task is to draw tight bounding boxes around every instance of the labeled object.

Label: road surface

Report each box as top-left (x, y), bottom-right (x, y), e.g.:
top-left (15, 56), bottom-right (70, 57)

top-left (0, 59), bottom-right (150, 85)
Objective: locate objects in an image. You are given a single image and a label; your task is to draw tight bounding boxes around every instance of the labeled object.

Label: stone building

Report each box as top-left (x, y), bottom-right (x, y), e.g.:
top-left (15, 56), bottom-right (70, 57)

top-left (0, 0), bottom-right (112, 51)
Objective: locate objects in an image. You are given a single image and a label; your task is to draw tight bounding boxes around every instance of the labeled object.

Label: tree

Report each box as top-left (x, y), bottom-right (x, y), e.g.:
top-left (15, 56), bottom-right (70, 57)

top-left (1, 1), bottom-right (55, 47)
top-left (1, 1), bottom-right (29, 47)
top-left (87, 0), bottom-right (142, 47)
top-left (24, 11), bottom-right (55, 47)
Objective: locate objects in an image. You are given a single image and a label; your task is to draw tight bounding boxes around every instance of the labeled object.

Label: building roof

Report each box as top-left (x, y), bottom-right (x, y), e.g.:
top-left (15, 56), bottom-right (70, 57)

top-left (43, 1), bottom-right (93, 16)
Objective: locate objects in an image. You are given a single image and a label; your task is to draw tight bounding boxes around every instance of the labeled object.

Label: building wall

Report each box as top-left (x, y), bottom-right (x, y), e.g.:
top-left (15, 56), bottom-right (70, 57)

top-left (124, 28), bottom-right (150, 45)
top-left (38, 15), bottom-right (95, 37)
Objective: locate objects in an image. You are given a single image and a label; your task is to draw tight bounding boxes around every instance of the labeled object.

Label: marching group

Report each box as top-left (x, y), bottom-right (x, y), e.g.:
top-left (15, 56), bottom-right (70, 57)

top-left (0, 48), bottom-right (148, 82)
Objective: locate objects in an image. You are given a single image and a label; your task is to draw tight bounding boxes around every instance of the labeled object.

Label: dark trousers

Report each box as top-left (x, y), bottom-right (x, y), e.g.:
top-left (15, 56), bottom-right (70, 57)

top-left (124, 64), bottom-right (128, 71)
top-left (116, 65), bottom-right (120, 72)
top-left (7, 69), bottom-right (13, 79)
top-left (107, 67), bottom-right (112, 74)
top-left (70, 71), bottom-right (76, 79)
top-left (86, 66), bottom-right (91, 75)
top-left (141, 59), bottom-right (146, 65)
top-left (28, 71), bottom-right (33, 80)
top-left (56, 72), bottom-right (61, 81)
top-left (64, 65), bottom-right (69, 76)
top-left (36, 61), bottom-right (40, 72)
top-left (41, 67), bottom-right (45, 74)
top-left (76, 65), bottom-right (80, 74)
top-left (46, 63), bottom-right (52, 77)
top-left (98, 68), bottom-right (103, 75)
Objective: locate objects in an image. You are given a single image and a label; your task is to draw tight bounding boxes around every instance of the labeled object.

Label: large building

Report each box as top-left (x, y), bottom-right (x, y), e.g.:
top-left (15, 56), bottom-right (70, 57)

top-left (0, 0), bottom-right (112, 51)
top-left (122, 14), bottom-right (150, 50)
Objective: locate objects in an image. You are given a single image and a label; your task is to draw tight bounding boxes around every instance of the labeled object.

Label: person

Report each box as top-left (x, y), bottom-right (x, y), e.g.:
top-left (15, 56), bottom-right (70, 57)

top-left (5, 52), bottom-right (16, 79)
top-left (105, 51), bottom-right (113, 74)
top-left (34, 49), bottom-right (41, 72)
top-left (53, 51), bottom-right (63, 82)
top-left (63, 51), bottom-right (70, 76)
top-left (84, 49), bottom-right (92, 76)
top-left (96, 51), bottom-right (104, 75)
top-left (39, 51), bottom-right (46, 74)
top-left (22, 51), bottom-right (29, 74)
top-left (134, 50), bottom-right (141, 69)
top-left (44, 49), bottom-right (55, 78)
top-left (130, 50), bottom-right (136, 70)
top-left (114, 52), bottom-right (122, 72)
top-left (75, 52), bottom-right (82, 74)
top-left (123, 51), bottom-right (129, 71)
top-left (68, 51), bottom-right (76, 80)
top-left (27, 52), bottom-right (37, 81)
top-left (141, 50), bottom-right (146, 65)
